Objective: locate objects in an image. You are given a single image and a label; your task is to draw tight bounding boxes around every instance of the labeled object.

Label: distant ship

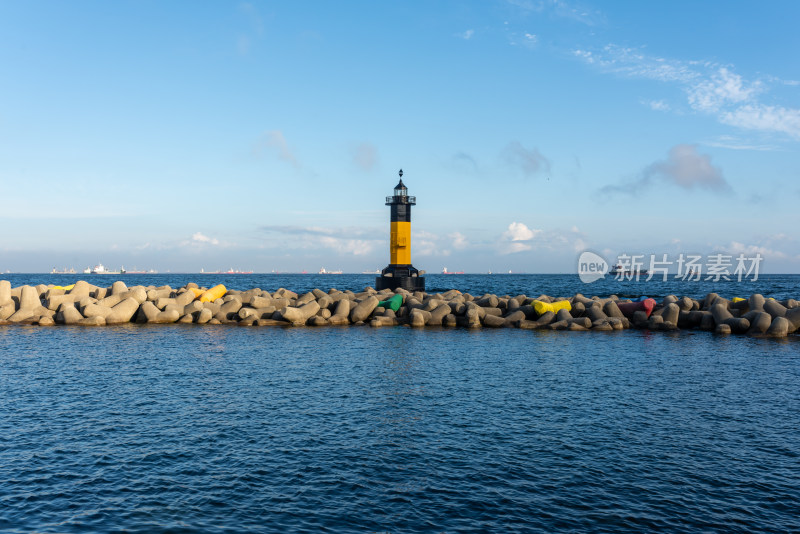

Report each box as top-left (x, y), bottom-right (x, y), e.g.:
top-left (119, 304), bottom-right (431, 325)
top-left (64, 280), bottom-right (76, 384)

top-left (319, 267), bottom-right (343, 274)
top-left (200, 268), bottom-right (253, 274)
top-left (51, 267), bottom-right (76, 274)
top-left (441, 267), bottom-right (465, 275)
top-left (361, 269), bottom-right (381, 275)
top-left (609, 264), bottom-right (649, 276)
top-left (84, 263), bottom-right (122, 275)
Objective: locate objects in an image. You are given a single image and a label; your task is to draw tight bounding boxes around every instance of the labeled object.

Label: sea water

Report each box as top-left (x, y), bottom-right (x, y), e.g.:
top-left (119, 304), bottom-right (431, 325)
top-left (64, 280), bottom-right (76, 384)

top-left (0, 274), bottom-right (798, 532)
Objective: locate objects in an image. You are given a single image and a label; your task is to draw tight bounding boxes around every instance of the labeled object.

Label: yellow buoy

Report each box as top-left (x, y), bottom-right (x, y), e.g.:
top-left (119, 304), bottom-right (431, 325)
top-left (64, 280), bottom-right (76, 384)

top-left (533, 300), bottom-right (572, 315)
top-left (189, 287), bottom-right (205, 299)
top-left (199, 284), bottom-right (226, 303)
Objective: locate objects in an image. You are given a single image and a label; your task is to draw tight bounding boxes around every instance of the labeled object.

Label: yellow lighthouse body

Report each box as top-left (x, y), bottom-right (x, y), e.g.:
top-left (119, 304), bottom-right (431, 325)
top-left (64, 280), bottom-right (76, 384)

top-left (390, 221), bottom-right (411, 265)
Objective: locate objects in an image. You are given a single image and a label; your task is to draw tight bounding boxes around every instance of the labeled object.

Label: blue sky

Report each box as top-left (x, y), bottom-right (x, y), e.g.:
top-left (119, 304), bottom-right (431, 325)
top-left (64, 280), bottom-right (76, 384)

top-left (1, 1), bottom-right (798, 273)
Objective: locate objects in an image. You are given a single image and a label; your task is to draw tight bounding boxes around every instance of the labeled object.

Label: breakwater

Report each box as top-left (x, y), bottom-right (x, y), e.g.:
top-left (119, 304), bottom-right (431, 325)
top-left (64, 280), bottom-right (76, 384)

top-left (1, 279), bottom-right (798, 337)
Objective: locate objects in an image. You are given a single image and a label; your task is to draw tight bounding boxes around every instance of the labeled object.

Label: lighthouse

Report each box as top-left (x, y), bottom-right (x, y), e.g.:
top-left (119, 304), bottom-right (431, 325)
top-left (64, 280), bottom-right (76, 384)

top-left (376, 169), bottom-right (425, 291)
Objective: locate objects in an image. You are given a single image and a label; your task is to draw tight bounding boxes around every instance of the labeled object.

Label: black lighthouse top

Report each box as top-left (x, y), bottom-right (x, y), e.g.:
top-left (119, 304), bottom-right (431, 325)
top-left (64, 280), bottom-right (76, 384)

top-left (386, 169), bottom-right (416, 205)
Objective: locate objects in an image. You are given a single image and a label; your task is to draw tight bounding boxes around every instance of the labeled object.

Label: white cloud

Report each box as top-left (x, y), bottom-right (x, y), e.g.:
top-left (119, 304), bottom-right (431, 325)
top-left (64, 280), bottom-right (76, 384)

top-left (688, 67), bottom-right (761, 112)
top-left (459, 29), bottom-right (475, 40)
top-left (498, 223), bottom-right (588, 255)
top-left (720, 104), bottom-right (800, 139)
top-left (504, 222), bottom-right (541, 241)
top-left (318, 237), bottom-right (374, 256)
top-left (572, 45), bottom-right (800, 140)
top-left (192, 232), bottom-right (220, 246)
top-left (449, 232), bottom-right (469, 249)
top-left (719, 241), bottom-right (786, 259)
top-left (601, 144), bottom-right (730, 196)
top-left (508, 0), bottom-right (604, 26)
top-left (257, 225), bottom-right (381, 257)
top-left (703, 135), bottom-right (778, 151)
top-left (646, 99), bottom-right (670, 112)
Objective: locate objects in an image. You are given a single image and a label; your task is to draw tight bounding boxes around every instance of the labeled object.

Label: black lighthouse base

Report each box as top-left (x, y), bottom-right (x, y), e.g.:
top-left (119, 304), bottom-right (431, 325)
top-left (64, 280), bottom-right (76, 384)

top-left (375, 264), bottom-right (425, 292)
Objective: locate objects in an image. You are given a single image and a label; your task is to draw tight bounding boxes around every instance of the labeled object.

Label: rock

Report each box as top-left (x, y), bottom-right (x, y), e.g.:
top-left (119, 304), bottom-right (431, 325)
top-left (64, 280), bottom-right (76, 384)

top-left (591, 321), bottom-right (614, 331)
top-left (68, 281), bottom-right (96, 299)
top-left (281, 301), bottom-right (321, 325)
top-left (427, 304), bottom-right (451, 326)
top-left (0, 304), bottom-right (15, 321)
top-left (631, 310), bottom-right (649, 328)
top-left (678, 297), bottom-right (694, 311)
top-left (37, 316), bottom-right (56, 326)
top-left (111, 281), bottom-right (128, 295)
top-left (647, 315), bottom-right (664, 329)
top-left (533, 311), bottom-right (556, 327)
top-left (711, 303), bottom-right (733, 325)
top-left (137, 301), bottom-right (161, 322)
top-left (556, 308), bottom-right (573, 322)
top-left (503, 310), bottom-right (526, 325)
top-left (661, 303), bottom-right (680, 326)
top-left (105, 297), bottom-right (140, 324)
top-left (462, 307), bottom-right (481, 328)
top-left (475, 295), bottom-right (499, 308)
top-left (369, 316), bottom-right (397, 327)
top-left (19, 284), bottom-right (40, 309)
top-left (482, 314), bottom-right (506, 328)
top-left (293, 292), bottom-right (314, 306)
top-left (256, 319), bottom-right (289, 326)
top-left (748, 294), bottom-right (766, 312)
top-left (443, 314), bottom-right (457, 327)
top-left (349, 296), bottom-right (379, 323)
top-left (174, 290), bottom-right (195, 307)
top-left (724, 317), bottom-right (750, 334)
top-left (83, 303), bottom-right (114, 319)
top-left (574, 317), bottom-right (593, 329)
top-left (195, 308), bottom-right (213, 324)
top-left (78, 316), bottom-right (106, 326)
top-left (763, 299), bottom-right (788, 319)
top-left (746, 312), bottom-right (772, 335)
top-left (56, 305), bottom-right (84, 325)
top-left (700, 313), bottom-right (716, 331)
top-left (150, 309), bottom-right (180, 324)
top-left (701, 293), bottom-right (718, 309)
top-left (785, 307), bottom-right (800, 333)
top-left (714, 324), bottom-right (732, 334)
top-left (766, 317), bottom-right (790, 337)
top-left (183, 301), bottom-right (204, 316)
top-left (308, 316), bottom-right (330, 327)
top-left (586, 304), bottom-right (607, 323)
top-left (603, 300), bottom-right (625, 319)
top-left (409, 309), bottom-right (431, 328)
top-left (178, 313), bottom-right (195, 324)
top-left (0, 280), bottom-right (11, 306)
top-left (98, 294), bottom-right (123, 308)
top-left (329, 299), bottom-right (351, 325)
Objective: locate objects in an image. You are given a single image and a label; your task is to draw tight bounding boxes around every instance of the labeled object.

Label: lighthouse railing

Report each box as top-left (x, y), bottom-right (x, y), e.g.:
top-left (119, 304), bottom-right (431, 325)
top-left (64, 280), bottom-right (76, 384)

top-left (385, 196), bottom-right (416, 204)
